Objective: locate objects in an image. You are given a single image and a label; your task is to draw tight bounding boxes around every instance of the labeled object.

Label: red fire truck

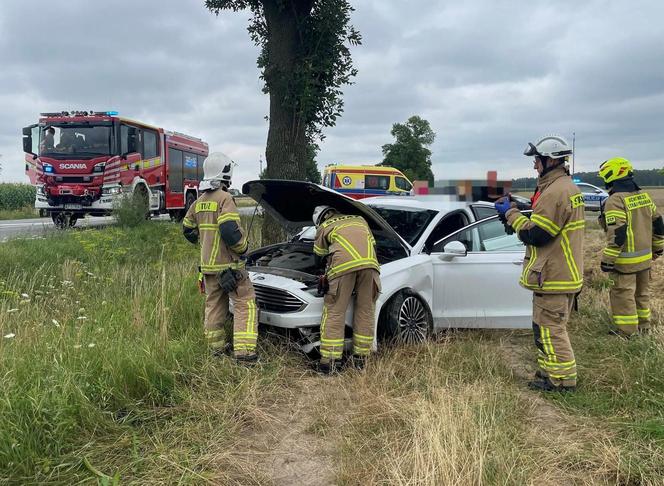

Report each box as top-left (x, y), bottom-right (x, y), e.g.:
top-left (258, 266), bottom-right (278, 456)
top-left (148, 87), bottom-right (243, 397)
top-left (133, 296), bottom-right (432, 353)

top-left (22, 111), bottom-right (208, 227)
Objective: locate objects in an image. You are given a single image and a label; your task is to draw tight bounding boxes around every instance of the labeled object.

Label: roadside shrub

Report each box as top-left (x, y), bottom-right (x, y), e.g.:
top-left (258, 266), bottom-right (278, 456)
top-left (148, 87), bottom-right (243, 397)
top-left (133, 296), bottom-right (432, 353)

top-left (0, 183), bottom-right (35, 210)
top-left (112, 191), bottom-right (148, 228)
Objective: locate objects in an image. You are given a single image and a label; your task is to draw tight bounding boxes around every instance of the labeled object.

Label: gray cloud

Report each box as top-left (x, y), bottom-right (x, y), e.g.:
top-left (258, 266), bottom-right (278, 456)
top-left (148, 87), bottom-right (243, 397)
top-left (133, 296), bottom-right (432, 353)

top-left (1, 0), bottom-right (663, 187)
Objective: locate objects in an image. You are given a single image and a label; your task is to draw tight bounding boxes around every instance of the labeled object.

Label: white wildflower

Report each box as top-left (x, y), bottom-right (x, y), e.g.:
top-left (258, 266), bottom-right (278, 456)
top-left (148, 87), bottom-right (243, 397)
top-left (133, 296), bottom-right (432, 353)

top-left (52, 319), bottom-right (60, 327)
top-left (4, 333), bottom-right (15, 339)
top-left (77, 316), bottom-right (87, 320)
top-left (88, 343), bottom-right (96, 348)
top-left (21, 293), bottom-right (29, 299)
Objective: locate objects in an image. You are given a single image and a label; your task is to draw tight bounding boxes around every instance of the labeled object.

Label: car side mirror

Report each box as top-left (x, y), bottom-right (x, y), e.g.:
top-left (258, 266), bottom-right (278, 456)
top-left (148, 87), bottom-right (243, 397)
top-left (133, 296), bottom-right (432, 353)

top-left (437, 240), bottom-right (467, 260)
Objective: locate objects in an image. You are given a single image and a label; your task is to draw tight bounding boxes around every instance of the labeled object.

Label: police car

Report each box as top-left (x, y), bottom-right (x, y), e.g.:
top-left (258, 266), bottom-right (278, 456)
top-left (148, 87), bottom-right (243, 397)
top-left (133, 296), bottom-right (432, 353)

top-left (575, 181), bottom-right (608, 211)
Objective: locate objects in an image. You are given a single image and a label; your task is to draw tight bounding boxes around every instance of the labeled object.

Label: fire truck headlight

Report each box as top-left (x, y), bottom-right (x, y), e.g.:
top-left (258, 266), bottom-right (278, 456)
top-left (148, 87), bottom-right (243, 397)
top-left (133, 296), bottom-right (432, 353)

top-left (102, 186), bottom-right (122, 195)
top-left (36, 185), bottom-right (46, 196)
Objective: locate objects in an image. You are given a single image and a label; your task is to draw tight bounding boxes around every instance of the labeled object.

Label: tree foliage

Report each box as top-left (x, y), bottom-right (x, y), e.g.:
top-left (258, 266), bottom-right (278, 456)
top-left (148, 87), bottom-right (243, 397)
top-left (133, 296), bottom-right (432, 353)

top-left (381, 115), bottom-right (436, 184)
top-left (513, 168), bottom-right (664, 190)
top-left (205, 0), bottom-right (360, 152)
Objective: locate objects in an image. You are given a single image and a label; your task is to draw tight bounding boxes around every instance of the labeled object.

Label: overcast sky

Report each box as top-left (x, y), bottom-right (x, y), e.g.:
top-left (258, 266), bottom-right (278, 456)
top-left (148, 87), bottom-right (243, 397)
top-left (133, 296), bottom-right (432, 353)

top-left (1, 0), bottom-right (663, 187)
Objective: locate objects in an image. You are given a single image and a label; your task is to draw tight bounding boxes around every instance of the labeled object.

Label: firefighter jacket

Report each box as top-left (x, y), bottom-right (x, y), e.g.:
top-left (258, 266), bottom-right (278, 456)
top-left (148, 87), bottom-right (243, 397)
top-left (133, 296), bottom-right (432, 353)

top-left (182, 188), bottom-right (249, 275)
top-left (506, 166), bottom-right (585, 294)
top-left (600, 179), bottom-right (664, 273)
top-left (313, 214), bottom-right (379, 280)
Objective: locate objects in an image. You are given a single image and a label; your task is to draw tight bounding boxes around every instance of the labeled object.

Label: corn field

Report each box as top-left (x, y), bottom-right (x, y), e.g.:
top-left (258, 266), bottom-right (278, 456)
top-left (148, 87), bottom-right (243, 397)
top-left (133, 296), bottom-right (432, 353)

top-left (0, 183), bottom-right (35, 210)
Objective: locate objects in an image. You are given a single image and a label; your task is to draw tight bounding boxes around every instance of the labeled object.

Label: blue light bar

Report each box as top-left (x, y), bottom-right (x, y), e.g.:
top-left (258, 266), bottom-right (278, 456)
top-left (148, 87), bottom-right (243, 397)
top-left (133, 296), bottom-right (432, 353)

top-left (572, 178), bottom-right (581, 183)
top-left (106, 111), bottom-right (119, 116)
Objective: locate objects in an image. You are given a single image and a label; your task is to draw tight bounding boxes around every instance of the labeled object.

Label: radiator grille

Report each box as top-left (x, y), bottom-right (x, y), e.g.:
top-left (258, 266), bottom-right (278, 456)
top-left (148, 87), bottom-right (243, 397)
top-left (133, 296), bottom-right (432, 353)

top-left (253, 284), bottom-right (306, 313)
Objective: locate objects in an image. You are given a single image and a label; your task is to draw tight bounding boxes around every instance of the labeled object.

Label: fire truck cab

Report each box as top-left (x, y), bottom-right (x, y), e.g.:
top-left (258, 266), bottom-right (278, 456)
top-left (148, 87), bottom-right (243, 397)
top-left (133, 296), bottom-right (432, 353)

top-left (22, 111), bottom-right (208, 227)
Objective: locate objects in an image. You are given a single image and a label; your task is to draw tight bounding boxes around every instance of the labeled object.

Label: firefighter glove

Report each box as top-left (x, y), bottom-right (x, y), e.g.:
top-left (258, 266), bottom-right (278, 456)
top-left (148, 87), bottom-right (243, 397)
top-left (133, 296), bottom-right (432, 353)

top-left (218, 269), bottom-right (241, 293)
top-left (494, 197), bottom-right (513, 216)
top-left (600, 261), bottom-right (615, 273)
top-left (317, 274), bottom-right (329, 297)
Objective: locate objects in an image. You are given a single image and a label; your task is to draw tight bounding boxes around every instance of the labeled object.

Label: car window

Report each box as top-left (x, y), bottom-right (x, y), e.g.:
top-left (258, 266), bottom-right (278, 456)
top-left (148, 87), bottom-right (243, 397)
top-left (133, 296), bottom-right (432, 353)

top-left (366, 175), bottom-right (390, 190)
top-left (432, 216), bottom-right (524, 253)
top-left (395, 176), bottom-right (412, 191)
top-left (424, 211), bottom-right (469, 252)
top-left (471, 205), bottom-right (497, 221)
top-left (370, 207), bottom-right (438, 245)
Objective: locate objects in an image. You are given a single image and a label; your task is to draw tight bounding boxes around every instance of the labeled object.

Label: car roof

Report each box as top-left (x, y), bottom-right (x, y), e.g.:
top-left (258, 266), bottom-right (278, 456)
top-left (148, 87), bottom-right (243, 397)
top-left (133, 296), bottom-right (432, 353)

top-left (363, 195), bottom-right (489, 212)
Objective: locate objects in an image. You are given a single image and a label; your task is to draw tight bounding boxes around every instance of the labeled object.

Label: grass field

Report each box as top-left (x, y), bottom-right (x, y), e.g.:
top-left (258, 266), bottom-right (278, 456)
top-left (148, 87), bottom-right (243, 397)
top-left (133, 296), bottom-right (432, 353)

top-left (1, 220), bottom-right (663, 484)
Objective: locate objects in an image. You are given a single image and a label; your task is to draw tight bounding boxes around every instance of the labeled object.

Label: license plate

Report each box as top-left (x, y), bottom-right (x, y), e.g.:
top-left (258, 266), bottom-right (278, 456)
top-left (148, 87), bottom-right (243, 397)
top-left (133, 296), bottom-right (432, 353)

top-left (64, 204), bottom-right (82, 210)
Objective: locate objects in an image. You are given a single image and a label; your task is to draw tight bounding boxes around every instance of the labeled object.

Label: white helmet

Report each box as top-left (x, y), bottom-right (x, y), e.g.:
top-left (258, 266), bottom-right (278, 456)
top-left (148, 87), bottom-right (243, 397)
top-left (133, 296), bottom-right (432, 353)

top-left (200, 152), bottom-right (235, 191)
top-left (524, 135), bottom-right (572, 159)
top-left (313, 205), bottom-right (335, 226)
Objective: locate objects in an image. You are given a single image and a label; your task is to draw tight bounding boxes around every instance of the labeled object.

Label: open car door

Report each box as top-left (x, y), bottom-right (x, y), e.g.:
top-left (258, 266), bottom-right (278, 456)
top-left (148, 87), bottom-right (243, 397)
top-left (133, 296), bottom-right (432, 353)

top-left (430, 214), bottom-right (532, 329)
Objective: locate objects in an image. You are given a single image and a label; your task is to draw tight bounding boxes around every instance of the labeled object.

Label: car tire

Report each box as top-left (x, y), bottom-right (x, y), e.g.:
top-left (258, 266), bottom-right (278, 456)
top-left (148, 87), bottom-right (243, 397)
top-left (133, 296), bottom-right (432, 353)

top-left (378, 290), bottom-right (432, 345)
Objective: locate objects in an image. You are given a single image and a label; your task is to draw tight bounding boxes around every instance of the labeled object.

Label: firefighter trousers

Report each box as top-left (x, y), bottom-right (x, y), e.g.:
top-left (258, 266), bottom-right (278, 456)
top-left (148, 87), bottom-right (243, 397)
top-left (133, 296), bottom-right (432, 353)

top-left (609, 269), bottom-right (651, 335)
top-left (532, 293), bottom-right (577, 387)
top-left (203, 270), bottom-right (259, 357)
top-left (320, 269), bottom-right (381, 364)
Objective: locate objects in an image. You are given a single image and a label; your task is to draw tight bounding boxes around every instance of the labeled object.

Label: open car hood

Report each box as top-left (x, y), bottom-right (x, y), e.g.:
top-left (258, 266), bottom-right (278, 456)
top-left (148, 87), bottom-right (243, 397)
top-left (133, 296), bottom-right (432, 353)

top-left (242, 179), bottom-right (410, 251)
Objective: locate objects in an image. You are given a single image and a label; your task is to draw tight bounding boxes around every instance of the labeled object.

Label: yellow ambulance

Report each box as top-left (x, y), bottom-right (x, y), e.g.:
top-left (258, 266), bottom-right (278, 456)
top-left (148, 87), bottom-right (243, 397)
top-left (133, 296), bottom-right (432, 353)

top-left (322, 165), bottom-right (413, 199)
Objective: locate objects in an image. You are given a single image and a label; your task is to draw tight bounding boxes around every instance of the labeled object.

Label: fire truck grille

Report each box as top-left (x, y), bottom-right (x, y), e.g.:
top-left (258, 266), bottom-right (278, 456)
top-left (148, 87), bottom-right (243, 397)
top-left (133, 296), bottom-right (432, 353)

top-left (253, 284), bottom-right (306, 313)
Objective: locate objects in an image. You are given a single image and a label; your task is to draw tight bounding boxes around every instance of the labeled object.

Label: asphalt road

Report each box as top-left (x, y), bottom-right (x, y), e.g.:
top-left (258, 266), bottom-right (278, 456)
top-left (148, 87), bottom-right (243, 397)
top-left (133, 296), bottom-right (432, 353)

top-left (0, 206), bottom-right (258, 242)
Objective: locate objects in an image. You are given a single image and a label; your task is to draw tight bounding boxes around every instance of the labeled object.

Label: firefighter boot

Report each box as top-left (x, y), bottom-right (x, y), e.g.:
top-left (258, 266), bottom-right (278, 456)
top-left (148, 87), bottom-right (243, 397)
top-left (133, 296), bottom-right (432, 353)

top-left (313, 359), bottom-right (338, 375)
top-left (528, 377), bottom-right (576, 393)
top-left (351, 355), bottom-right (367, 371)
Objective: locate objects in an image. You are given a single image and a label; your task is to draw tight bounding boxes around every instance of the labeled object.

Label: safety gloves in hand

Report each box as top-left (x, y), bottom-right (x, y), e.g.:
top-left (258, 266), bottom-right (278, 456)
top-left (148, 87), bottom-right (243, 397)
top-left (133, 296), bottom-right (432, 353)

top-left (494, 196), bottom-right (514, 216)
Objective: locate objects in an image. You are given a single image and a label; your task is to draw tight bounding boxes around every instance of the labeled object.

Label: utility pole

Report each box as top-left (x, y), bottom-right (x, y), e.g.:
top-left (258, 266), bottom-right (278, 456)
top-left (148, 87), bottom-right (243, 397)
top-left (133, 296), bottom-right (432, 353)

top-left (572, 132), bottom-right (576, 175)
top-left (259, 155), bottom-right (263, 176)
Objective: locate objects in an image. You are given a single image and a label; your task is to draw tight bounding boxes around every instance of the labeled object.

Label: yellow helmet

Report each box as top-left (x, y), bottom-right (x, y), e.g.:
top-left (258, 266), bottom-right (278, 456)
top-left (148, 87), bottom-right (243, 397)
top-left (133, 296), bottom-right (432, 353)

top-left (598, 157), bottom-right (633, 184)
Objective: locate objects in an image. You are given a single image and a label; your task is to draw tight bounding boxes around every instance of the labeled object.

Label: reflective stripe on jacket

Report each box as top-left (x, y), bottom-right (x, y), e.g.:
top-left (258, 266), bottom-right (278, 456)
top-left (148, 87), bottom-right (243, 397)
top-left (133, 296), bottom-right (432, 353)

top-left (183, 189), bottom-right (248, 274)
top-left (314, 214), bottom-right (379, 280)
top-left (506, 166), bottom-right (585, 294)
top-left (601, 190), bottom-right (664, 273)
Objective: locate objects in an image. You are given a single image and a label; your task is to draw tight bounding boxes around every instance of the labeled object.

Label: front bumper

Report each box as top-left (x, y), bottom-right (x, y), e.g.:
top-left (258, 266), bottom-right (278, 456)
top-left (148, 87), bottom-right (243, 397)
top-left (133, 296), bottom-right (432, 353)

top-left (35, 185), bottom-right (121, 213)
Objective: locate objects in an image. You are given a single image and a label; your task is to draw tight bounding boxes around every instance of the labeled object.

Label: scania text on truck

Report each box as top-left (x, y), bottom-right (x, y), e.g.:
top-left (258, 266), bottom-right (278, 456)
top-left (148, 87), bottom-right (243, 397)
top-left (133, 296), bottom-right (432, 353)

top-left (22, 111), bottom-right (209, 227)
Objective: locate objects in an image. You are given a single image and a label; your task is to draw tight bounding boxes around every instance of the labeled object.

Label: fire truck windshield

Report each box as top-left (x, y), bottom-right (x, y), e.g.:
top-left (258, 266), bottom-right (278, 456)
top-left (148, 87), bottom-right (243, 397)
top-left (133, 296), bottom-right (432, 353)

top-left (39, 124), bottom-right (113, 159)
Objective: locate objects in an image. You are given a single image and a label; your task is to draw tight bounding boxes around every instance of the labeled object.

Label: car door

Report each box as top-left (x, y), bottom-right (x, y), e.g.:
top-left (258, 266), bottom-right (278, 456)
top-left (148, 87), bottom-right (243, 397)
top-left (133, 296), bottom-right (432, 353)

top-left (429, 215), bottom-right (532, 329)
top-left (577, 183), bottom-right (604, 210)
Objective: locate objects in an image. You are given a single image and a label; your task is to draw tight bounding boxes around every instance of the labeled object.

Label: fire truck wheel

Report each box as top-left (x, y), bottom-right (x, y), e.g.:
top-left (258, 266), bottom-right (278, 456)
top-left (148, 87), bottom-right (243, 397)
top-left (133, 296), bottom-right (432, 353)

top-left (51, 212), bottom-right (76, 229)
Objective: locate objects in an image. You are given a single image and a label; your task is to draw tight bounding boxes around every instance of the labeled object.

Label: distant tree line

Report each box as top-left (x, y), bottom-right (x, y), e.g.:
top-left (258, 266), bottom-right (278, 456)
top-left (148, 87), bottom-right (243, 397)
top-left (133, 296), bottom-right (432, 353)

top-left (513, 169), bottom-right (664, 190)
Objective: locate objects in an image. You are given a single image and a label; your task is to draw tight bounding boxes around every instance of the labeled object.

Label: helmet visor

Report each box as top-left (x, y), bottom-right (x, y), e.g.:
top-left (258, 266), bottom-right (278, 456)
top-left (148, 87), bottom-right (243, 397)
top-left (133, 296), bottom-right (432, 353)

top-left (523, 142), bottom-right (540, 157)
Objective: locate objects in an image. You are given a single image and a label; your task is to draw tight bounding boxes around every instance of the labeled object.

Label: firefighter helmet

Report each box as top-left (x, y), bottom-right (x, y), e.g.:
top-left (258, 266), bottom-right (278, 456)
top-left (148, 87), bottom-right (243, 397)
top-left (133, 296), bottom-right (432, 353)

top-left (200, 152), bottom-right (235, 191)
top-left (524, 135), bottom-right (573, 159)
top-left (599, 157), bottom-right (633, 184)
top-left (313, 205), bottom-right (335, 226)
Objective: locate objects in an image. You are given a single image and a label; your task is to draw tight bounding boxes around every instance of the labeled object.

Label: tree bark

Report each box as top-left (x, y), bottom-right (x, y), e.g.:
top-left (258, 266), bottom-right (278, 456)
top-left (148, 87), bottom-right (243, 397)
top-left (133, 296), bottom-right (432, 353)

top-left (261, 0), bottom-right (313, 244)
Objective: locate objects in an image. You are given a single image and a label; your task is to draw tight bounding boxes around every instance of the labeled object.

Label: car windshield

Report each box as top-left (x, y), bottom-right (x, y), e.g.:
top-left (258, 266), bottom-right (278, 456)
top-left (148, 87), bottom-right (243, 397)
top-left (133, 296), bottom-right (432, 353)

top-left (370, 206), bottom-right (438, 245)
top-left (40, 124), bottom-right (113, 158)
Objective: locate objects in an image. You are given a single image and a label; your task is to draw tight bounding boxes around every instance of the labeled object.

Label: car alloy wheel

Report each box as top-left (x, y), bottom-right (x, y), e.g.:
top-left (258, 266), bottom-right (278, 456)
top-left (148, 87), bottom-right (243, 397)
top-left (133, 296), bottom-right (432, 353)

top-left (397, 296), bottom-right (429, 344)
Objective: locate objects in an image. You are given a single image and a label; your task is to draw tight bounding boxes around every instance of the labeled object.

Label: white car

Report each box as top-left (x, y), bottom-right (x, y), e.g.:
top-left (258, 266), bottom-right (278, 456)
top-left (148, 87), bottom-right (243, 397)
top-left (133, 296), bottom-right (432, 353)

top-left (575, 182), bottom-right (609, 211)
top-left (241, 180), bottom-right (532, 352)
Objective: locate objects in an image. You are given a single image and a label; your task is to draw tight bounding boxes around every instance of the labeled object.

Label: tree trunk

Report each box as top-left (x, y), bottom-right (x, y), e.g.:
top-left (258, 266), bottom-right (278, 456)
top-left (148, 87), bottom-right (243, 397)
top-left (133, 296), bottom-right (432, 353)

top-left (261, 0), bottom-right (312, 244)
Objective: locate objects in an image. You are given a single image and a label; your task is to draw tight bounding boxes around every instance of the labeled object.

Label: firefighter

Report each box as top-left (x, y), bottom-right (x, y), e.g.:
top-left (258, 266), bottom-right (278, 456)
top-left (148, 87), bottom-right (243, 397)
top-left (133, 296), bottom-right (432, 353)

top-left (182, 152), bottom-right (259, 363)
top-left (495, 135), bottom-right (584, 392)
top-left (313, 206), bottom-right (381, 373)
top-left (598, 157), bottom-right (664, 337)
